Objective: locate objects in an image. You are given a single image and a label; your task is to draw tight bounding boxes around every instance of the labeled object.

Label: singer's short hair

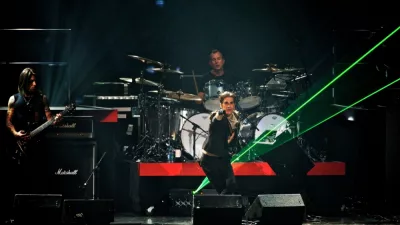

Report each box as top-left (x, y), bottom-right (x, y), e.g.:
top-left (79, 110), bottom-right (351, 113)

top-left (219, 91), bottom-right (235, 103)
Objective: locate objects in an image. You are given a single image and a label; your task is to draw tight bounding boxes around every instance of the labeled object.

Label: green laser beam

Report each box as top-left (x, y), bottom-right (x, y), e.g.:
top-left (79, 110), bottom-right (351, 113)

top-left (193, 26), bottom-right (400, 194)
top-left (256, 76), bottom-right (400, 158)
top-left (232, 25), bottom-right (400, 163)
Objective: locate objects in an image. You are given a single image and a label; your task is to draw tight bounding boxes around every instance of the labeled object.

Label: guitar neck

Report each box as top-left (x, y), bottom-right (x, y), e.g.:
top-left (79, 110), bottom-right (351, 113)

top-left (30, 118), bottom-right (55, 138)
top-left (26, 104), bottom-right (75, 138)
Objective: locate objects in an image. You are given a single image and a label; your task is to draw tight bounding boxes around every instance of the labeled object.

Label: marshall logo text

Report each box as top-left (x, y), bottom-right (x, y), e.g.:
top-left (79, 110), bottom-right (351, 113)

top-left (56, 122), bottom-right (77, 129)
top-left (55, 169), bottom-right (78, 175)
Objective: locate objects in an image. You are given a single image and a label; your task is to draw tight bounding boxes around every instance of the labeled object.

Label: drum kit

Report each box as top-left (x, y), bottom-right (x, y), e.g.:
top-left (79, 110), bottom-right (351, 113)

top-left (122, 55), bottom-right (310, 162)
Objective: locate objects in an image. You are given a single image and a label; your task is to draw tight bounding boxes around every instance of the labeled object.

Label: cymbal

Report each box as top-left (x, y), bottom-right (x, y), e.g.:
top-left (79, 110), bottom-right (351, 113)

top-left (135, 77), bottom-right (161, 87)
top-left (151, 68), bottom-right (184, 74)
top-left (168, 92), bottom-right (202, 101)
top-left (148, 90), bottom-right (201, 102)
top-left (127, 55), bottom-right (163, 66)
top-left (148, 89), bottom-right (175, 95)
top-left (252, 68), bottom-right (281, 73)
top-left (119, 77), bottom-right (133, 83)
top-left (252, 66), bottom-right (304, 74)
top-left (272, 68), bottom-right (304, 74)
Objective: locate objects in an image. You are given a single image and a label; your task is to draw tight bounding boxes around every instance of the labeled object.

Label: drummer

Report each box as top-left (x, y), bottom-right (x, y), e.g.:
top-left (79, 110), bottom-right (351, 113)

top-left (196, 49), bottom-right (239, 104)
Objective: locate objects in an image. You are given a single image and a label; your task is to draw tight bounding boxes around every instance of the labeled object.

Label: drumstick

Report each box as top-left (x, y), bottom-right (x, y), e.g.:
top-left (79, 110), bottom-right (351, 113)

top-left (192, 70), bottom-right (199, 94)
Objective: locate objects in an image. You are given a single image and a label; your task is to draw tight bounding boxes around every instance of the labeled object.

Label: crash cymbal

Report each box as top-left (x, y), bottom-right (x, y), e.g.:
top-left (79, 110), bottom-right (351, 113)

top-left (272, 68), bottom-right (304, 74)
top-left (252, 68), bottom-right (281, 73)
top-left (151, 67), bottom-right (184, 74)
top-left (253, 65), bottom-right (304, 74)
top-left (127, 55), bottom-right (163, 66)
top-left (135, 77), bottom-right (160, 87)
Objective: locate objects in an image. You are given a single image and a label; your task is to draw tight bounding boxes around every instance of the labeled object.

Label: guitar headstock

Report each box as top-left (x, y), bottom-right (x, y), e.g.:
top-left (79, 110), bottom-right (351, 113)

top-left (63, 102), bottom-right (76, 115)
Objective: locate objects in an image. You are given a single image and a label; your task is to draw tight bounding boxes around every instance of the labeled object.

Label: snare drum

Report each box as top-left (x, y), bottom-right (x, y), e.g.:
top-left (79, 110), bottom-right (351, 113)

top-left (203, 79), bottom-right (232, 111)
top-left (236, 81), bottom-right (261, 110)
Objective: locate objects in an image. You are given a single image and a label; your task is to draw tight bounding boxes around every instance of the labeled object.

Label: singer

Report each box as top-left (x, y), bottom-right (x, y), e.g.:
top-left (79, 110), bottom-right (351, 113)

top-left (200, 91), bottom-right (240, 194)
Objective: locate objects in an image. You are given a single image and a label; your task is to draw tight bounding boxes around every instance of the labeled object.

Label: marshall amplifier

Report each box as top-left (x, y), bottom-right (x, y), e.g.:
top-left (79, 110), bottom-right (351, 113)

top-left (45, 116), bottom-right (94, 139)
top-left (46, 140), bottom-right (97, 199)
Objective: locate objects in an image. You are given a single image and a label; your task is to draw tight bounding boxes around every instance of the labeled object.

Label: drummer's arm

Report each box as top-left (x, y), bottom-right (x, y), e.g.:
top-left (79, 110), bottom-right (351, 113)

top-left (196, 92), bottom-right (205, 104)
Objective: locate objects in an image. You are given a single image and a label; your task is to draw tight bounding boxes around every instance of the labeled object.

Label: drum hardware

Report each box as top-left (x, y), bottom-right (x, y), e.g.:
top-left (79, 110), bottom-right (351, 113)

top-left (237, 118), bottom-right (261, 161)
top-left (126, 54), bottom-right (174, 162)
top-left (179, 114), bottom-right (208, 160)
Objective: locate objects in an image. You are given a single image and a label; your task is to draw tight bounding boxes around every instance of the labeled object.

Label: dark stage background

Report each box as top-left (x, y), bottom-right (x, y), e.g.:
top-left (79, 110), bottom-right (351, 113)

top-left (0, 0), bottom-right (399, 216)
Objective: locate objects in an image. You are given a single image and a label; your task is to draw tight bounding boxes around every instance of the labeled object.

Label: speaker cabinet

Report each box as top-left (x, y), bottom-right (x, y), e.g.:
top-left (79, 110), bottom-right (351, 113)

top-left (245, 194), bottom-right (305, 225)
top-left (61, 199), bottom-right (114, 225)
top-left (192, 194), bottom-right (244, 225)
top-left (46, 140), bottom-right (97, 199)
top-left (13, 194), bottom-right (63, 224)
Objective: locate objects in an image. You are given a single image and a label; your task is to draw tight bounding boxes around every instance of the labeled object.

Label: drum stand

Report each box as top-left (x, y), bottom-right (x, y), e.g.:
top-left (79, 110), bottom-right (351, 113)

top-left (132, 69), bottom-right (153, 161)
top-left (133, 67), bottom-right (167, 162)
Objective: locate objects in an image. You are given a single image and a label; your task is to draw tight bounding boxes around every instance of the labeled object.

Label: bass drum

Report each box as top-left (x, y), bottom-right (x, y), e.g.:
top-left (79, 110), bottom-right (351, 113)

top-left (239, 113), bottom-right (292, 145)
top-left (180, 113), bottom-right (210, 160)
top-left (255, 114), bottom-right (292, 144)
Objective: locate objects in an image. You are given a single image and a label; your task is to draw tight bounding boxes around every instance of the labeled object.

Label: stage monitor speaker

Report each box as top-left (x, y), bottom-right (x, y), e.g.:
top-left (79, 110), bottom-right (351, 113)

top-left (61, 199), bottom-right (114, 225)
top-left (245, 194), bottom-right (305, 225)
top-left (13, 194), bottom-right (63, 225)
top-left (46, 140), bottom-right (97, 199)
top-left (192, 194), bottom-right (244, 225)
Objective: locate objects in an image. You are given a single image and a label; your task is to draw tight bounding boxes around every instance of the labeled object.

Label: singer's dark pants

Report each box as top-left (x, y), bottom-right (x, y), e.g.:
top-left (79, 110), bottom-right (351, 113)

top-left (200, 154), bottom-right (237, 194)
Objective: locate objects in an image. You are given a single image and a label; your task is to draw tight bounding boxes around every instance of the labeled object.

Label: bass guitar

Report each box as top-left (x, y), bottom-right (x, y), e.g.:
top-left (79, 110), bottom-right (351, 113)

top-left (13, 103), bottom-right (76, 162)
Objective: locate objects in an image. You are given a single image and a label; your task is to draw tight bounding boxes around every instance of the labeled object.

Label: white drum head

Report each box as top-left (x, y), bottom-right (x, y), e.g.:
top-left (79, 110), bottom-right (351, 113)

top-left (204, 99), bottom-right (220, 112)
top-left (180, 113), bottom-right (210, 159)
top-left (239, 96), bottom-right (262, 110)
top-left (255, 114), bottom-right (289, 144)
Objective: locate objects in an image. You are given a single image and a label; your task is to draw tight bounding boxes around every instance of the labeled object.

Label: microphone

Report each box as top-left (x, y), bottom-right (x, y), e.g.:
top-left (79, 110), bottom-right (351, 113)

top-left (218, 109), bottom-right (226, 116)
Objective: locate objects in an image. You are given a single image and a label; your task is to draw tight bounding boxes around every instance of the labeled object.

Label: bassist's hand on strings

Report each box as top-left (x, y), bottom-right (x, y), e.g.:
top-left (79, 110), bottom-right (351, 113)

top-left (53, 113), bottom-right (62, 125)
top-left (14, 130), bottom-right (27, 138)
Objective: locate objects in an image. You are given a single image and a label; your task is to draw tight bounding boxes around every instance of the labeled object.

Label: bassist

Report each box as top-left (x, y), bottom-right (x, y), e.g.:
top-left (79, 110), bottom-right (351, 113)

top-left (5, 68), bottom-right (61, 198)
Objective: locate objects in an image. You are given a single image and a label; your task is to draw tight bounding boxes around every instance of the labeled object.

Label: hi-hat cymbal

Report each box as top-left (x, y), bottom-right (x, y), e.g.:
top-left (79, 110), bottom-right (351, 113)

top-left (119, 77), bottom-right (133, 83)
top-left (127, 55), bottom-right (163, 66)
top-left (151, 68), bottom-right (184, 74)
top-left (134, 77), bottom-right (160, 87)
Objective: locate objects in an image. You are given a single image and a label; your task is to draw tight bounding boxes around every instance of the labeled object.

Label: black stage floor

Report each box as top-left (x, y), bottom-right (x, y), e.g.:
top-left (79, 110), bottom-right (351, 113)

top-left (112, 213), bottom-right (400, 225)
